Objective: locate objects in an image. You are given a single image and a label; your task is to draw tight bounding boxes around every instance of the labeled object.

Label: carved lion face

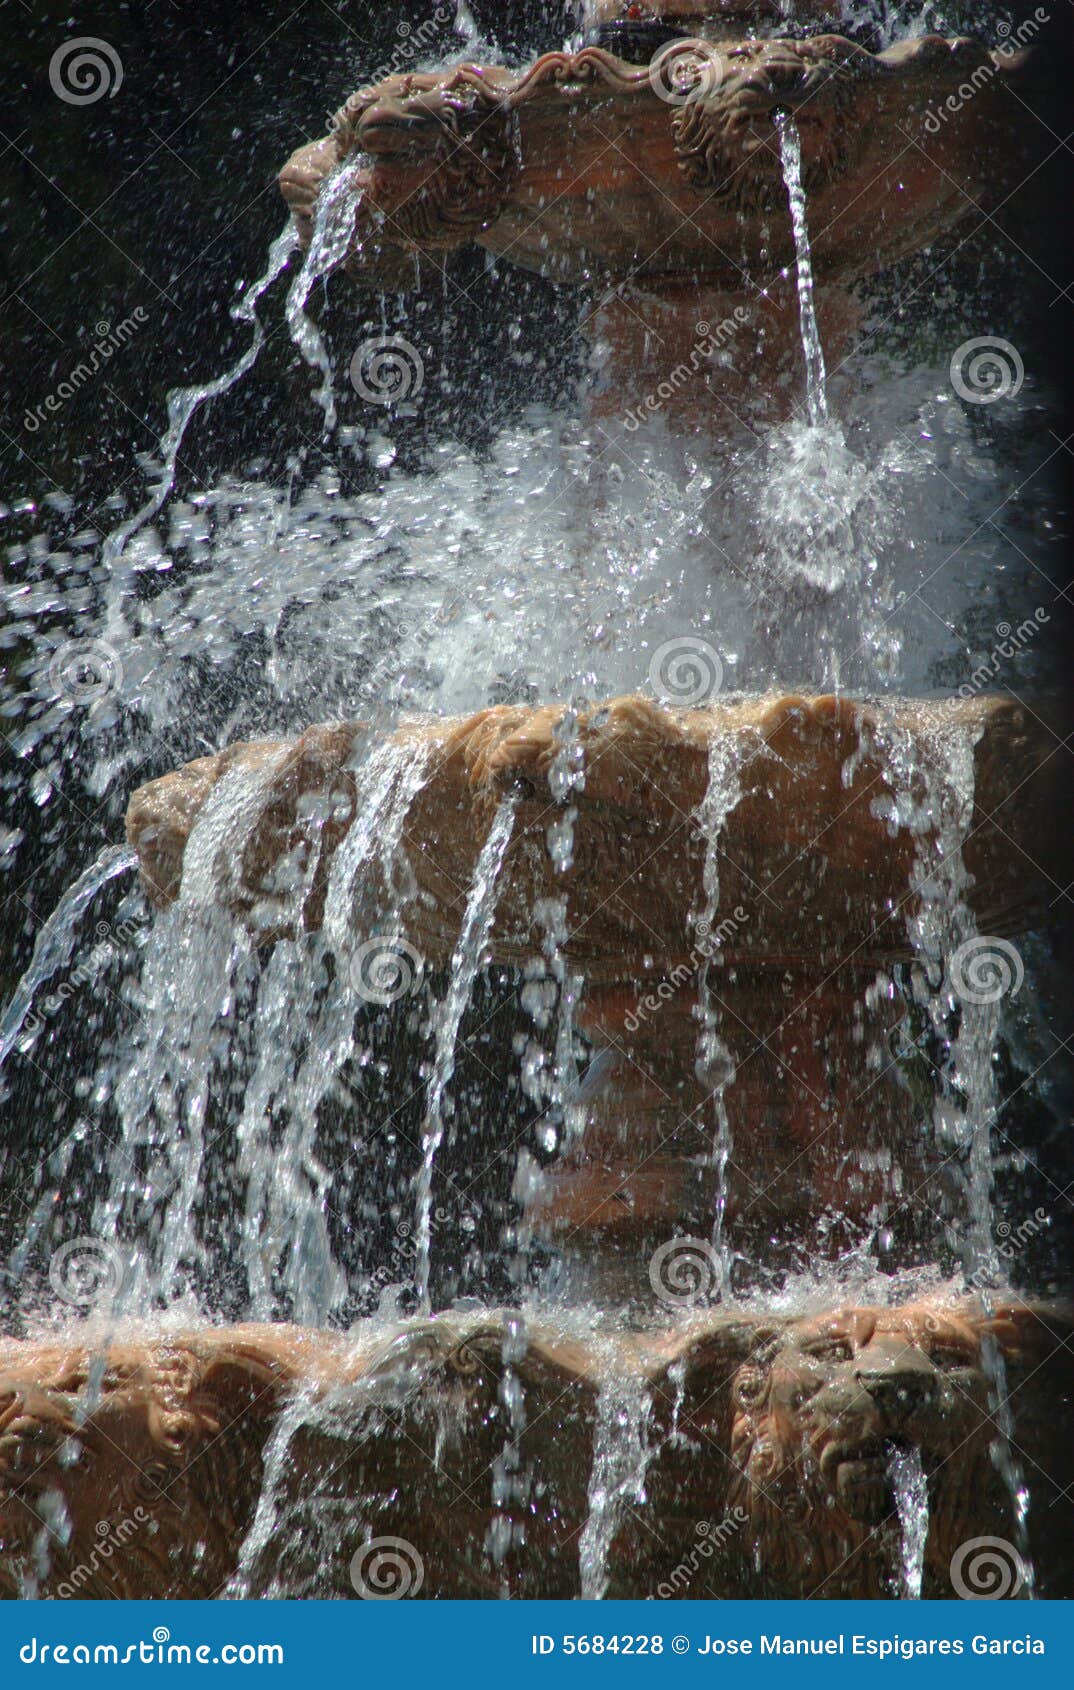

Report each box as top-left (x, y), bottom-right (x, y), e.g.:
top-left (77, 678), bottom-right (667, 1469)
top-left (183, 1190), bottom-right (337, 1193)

top-left (729, 1304), bottom-right (999, 1530)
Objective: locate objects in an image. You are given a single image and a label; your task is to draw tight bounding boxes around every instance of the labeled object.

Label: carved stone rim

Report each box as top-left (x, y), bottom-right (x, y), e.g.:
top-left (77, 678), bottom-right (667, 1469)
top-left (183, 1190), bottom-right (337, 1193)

top-left (331, 34), bottom-right (1024, 158)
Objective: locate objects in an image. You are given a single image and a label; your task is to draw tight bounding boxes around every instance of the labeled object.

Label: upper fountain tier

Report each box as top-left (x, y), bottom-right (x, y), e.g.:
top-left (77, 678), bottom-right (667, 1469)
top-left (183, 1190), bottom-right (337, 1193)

top-left (279, 11), bottom-right (1033, 291)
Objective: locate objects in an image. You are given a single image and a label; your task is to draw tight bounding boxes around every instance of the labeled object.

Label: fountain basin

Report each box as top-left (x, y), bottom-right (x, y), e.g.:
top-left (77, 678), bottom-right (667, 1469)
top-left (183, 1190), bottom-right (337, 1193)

top-left (279, 34), bottom-right (1032, 291)
top-left (125, 693), bottom-right (1065, 976)
top-left (2, 1297), bottom-right (1069, 1599)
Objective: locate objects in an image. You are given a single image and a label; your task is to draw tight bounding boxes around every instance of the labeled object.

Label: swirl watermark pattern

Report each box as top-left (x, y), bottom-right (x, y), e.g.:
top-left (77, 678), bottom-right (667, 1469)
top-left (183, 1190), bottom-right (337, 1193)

top-left (49, 1237), bottom-right (124, 1308)
top-left (649, 1236), bottom-right (722, 1308)
top-left (649, 40), bottom-right (725, 106)
top-left (950, 337), bottom-right (1024, 405)
top-left (49, 38), bottom-right (124, 105)
top-left (950, 1535), bottom-right (1026, 1600)
top-left (349, 937), bottom-right (424, 1005)
top-left (349, 1535), bottom-right (424, 1599)
top-left (349, 337), bottom-right (425, 406)
top-left (950, 936), bottom-right (1024, 1006)
top-left (46, 638), bottom-right (123, 706)
top-left (649, 636), bottom-right (723, 705)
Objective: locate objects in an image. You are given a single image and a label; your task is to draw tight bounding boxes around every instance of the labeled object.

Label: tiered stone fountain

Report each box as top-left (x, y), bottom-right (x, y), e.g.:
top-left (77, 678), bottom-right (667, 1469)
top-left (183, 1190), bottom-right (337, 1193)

top-left (2, 2), bottom-right (1070, 1602)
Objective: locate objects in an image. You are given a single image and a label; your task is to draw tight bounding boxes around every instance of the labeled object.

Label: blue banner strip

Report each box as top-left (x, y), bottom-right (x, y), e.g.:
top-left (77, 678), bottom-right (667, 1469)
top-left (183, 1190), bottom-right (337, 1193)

top-left (2, 1600), bottom-right (1072, 1687)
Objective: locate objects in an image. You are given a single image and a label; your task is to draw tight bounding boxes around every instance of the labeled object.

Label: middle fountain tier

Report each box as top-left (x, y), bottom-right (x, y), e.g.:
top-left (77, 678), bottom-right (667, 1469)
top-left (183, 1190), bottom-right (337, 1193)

top-left (125, 689), bottom-right (1067, 1300)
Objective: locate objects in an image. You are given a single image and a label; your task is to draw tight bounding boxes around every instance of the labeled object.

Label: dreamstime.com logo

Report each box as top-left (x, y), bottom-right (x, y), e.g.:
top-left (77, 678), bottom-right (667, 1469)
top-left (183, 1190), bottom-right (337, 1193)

top-left (329, 8), bottom-right (455, 108)
top-left (20, 915), bottom-right (144, 1041)
top-left (24, 310), bottom-right (149, 433)
top-left (623, 910), bottom-right (749, 1034)
top-left (963, 1207), bottom-right (1049, 1296)
top-left (949, 1535), bottom-right (1026, 1600)
top-left (648, 636), bottom-right (723, 705)
top-left (957, 608), bottom-right (1049, 699)
top-left (349, 1535), bottom-right (425, 1599)
top-left (922, 9), bottom-right (1049, 135)
top-left (19, 1629), bottom-right (284, 1666)
top-left (54, 1513), bottom-right (150, 1600)
top-left (623, 312), bottom-right (748, 431)
top-left (349, 336), bottom-right (425, 406)
top-left (950, 337), bottom-right (1024, 405)
top-left (49, 38), bottom-right (123, 104)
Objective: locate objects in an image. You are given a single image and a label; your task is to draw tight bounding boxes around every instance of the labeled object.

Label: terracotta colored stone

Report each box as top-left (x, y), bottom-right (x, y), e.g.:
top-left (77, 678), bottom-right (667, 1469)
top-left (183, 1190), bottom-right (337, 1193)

top-left (584, 0), bottom-right (843, 32)
top-left (1, 1299), bottom-right (1069, 1598)
top-left (125, 693), bottom-right (1067, 975)
top-left (635, 1296), bottom-right (1074, 1598)
top-left (279, 34), bottom-right (1032, 292)
top-left (525, 969), bottom-right (923, 1277)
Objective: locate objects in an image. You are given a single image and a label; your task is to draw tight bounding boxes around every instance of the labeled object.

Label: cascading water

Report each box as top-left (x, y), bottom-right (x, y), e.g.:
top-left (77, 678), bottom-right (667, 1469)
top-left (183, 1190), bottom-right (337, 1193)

top-left (889, 1445), bottom-right (929, 1599)
top-left (100, 224), bottom-right (299, 576)
top-left (775, 112), bottom-right (828, 427)
top-left (284, 154), bottom-right (370, 433)
top-left (0, 843), bottom-right (135, 1070)
top-left (578, 1372), bottom-right (653, 1601)
top-left (880, 713), bottom-right (1037, 1593)
top-left (693, 738), bottom-right (744, 1295)
top-left (414, 797), bottom-right (516, 1310)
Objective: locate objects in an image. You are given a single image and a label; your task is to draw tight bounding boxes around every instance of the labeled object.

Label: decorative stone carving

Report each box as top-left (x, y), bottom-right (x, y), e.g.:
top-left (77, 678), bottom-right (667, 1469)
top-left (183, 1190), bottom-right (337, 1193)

top-left (279, 33), bottom-right (1033, 290)
top-left (1, 1301), bottom-right (1069, 1599)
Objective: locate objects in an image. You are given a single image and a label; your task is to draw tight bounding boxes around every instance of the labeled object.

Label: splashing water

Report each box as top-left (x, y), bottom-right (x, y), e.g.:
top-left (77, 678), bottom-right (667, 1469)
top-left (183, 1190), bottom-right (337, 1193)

top-left (578, 1373), bottom-right (653, 1600)
top-left (693, 736), bottom-right (744, 1294)
top-left (284, 153), bottom-right (369, 433)
top-left (889, 1444), bottom-right (929, 1599)
top-left (100, 223), bottom-right (298, 574)
top-left (43, 739), bottom-right (433, 1321)
top-left (414, 797), bottom-right (516, 1310)
top-left (880, 711), bottom-right (1036, 1591)
top-left (487, 1312), bottom-right (530, 1590)
top-left (0, 844), bottom-right (136, 1071)
top-left (0, 6), bottom-right (1064, 1601)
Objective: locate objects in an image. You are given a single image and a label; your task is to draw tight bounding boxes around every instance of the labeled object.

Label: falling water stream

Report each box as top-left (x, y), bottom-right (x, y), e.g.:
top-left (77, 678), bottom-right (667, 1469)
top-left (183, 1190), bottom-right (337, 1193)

top-left (578, 1373), bottom-right (653, 1601)
top-left (284, 153), bottom-right (369, 433)
top-left (775, 112), bottom-right (828, 427)
top-left (883, 715), bottom-right (1037, 1594)
top-left (100, 225), bottom-right (298, 576)
top-left (889, 1445), bottom-right (929, 1599)
top-left (0, 843), bottom-right (135, 1070)
top-left (693, 738), bottom-right (744, 1295)
top-left (414, 798), bottom-right (517, 1310)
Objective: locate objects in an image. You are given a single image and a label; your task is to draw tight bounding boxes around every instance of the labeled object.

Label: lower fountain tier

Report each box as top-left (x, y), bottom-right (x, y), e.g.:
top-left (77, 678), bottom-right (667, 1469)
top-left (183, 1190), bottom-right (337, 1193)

top-left (126, 692), bottom-right (1067, 976)
top-left (1, 1296), bottom-right (1070, 1599)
